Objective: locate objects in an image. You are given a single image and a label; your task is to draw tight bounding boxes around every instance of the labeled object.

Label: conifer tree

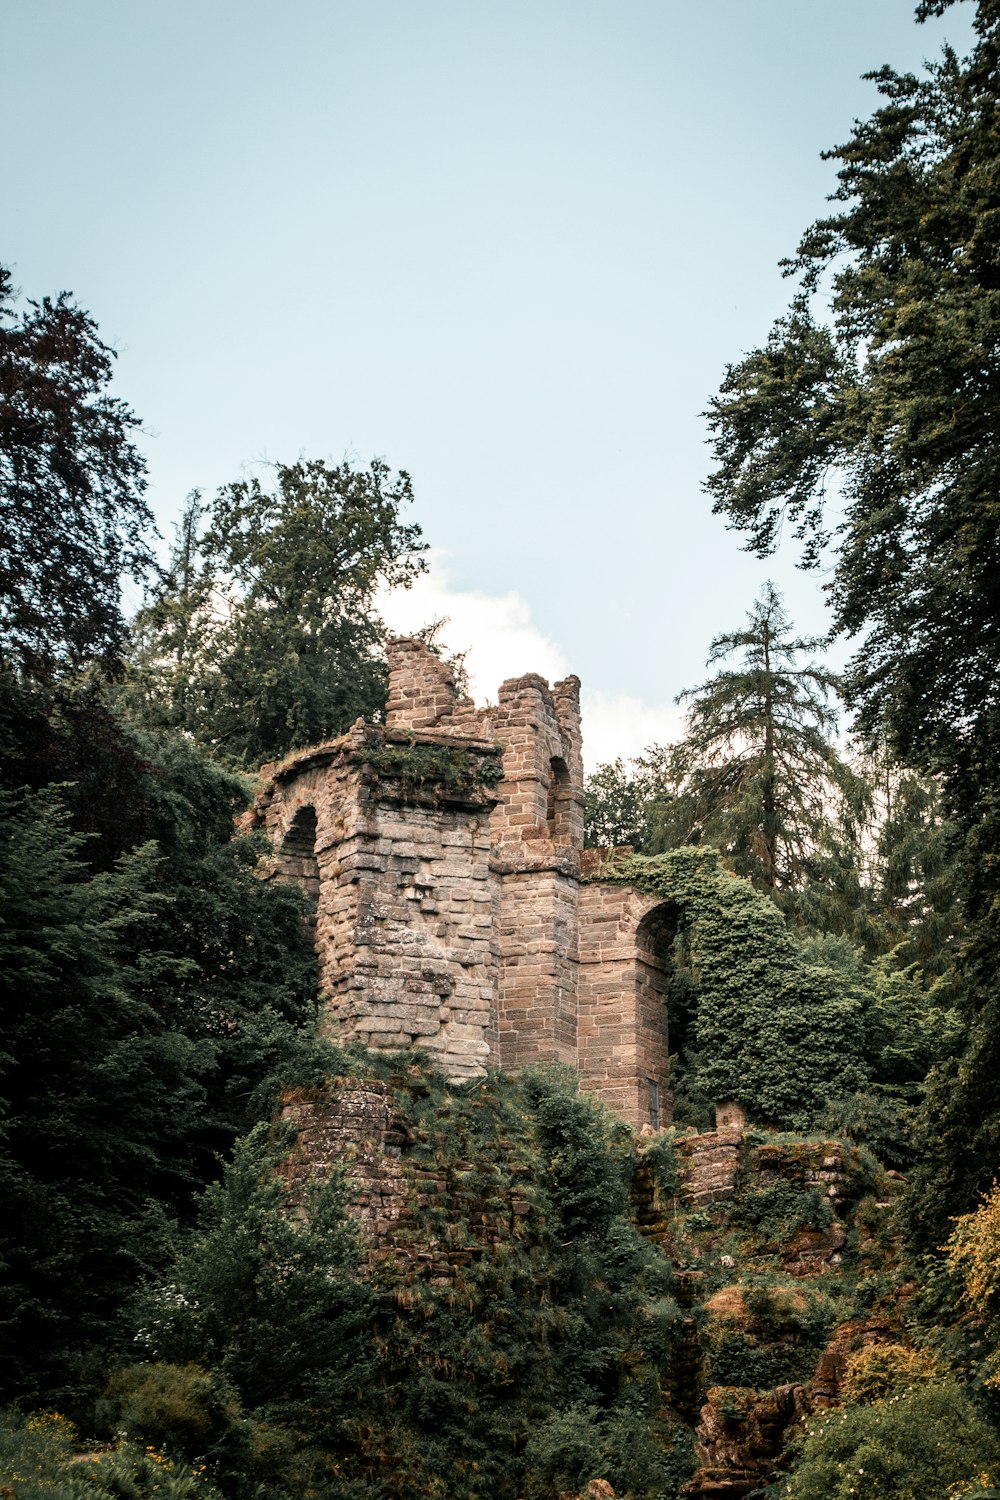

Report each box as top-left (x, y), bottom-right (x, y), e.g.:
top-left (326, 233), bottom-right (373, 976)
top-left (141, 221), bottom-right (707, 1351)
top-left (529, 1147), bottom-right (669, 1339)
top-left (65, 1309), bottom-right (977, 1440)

top-left (703, 0), bottom-right (1000, 1237)
top-left (671, 583), bottom-right (865, 903)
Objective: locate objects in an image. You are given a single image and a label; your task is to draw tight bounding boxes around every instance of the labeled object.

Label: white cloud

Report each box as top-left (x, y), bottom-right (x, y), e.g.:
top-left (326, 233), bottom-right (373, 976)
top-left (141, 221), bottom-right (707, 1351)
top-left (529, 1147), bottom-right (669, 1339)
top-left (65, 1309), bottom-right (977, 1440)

top-left (376, 551), bottom-right (570, 701)
top-left (580, 690), bottom-right (686, 770)
top-left (377, 553), bottom-right (683, 770)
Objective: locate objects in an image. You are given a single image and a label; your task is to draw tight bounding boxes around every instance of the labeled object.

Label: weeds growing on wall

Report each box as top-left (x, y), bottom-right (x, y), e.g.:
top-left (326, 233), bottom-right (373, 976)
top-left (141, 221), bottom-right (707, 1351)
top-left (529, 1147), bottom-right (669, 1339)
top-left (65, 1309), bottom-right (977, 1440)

top-left (356, 735), bottom-right (504, 799)
top-left (98, 1058), bottom-right (692, 1500)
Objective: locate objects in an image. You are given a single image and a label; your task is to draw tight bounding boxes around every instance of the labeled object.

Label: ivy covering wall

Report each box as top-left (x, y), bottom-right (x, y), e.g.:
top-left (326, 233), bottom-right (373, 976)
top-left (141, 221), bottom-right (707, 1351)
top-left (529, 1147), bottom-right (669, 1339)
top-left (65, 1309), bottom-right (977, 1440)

top-left (594, 849), bottom-right (868, 1130)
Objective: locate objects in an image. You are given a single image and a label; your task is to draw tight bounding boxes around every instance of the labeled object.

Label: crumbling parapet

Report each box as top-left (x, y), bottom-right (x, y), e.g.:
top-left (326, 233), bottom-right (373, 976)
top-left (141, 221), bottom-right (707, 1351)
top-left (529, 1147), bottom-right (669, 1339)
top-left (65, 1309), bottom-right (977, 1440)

top-left (385, 637), bottom-right (480, 734)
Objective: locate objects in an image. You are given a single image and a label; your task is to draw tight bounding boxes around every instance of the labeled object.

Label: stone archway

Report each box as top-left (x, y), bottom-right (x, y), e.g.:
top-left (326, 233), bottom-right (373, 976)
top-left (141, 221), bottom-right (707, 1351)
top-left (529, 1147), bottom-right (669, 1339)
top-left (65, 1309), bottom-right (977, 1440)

top-left (576, 884), bottom-right (676, 1130)
top-left (633, 902), bottom-right (676, 1129)
top-left (277, 803), bottom-right (320, 939)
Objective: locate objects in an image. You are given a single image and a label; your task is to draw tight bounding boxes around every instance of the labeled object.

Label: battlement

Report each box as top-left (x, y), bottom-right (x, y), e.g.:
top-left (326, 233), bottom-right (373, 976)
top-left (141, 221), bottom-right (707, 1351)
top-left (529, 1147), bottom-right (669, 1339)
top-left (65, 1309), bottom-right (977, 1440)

top-left (247, 638), bottom-right (672, 1128)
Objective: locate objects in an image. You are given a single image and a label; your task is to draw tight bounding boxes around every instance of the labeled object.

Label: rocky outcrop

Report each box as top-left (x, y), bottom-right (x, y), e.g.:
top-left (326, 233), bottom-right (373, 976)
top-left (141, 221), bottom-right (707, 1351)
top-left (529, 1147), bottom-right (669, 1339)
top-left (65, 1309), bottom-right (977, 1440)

top-left (683, 1383), bottom-right (808, 1499)
top-left (809, 1315), bottom-right (897, 1407)
top-left (679, 1127), bottom-right (743, 1206)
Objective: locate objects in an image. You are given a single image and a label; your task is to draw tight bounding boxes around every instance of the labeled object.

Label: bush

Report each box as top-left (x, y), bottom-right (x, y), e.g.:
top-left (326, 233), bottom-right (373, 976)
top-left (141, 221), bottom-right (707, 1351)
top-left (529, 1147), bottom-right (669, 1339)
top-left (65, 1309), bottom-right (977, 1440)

top-left (640, 1130), bottom-right (681, 1199)
top-left (738, 1182), bottom-right (832, 1243)
top-left (520, 1402), bottom-right (694, 1500)
top-left (0, 1411), bottom-right (223, 1500)
top-left (839, 1342), bottom-right (939, 1405)
top-left (707, 1330), bottom-right (820, 1391)
top-left (777, 1381), bottom-right (1000, 1500)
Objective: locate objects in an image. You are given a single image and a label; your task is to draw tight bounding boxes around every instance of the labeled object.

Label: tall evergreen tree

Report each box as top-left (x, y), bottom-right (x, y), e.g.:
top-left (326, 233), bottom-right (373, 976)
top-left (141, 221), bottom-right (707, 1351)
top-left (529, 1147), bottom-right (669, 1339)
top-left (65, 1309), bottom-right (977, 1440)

top-left (671, 584), bottom-right (865, 904)
top-left (703, 0), bottom-right (1000, 1238)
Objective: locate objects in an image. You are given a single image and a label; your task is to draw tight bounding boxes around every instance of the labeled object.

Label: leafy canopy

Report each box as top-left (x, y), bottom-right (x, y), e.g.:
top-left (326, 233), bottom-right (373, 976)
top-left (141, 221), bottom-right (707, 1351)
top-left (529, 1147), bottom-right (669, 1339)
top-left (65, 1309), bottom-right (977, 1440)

top-left (703, 0), bottom-right (1000, 1238)
top-left (0, 266), bottom-right (153, 676)
top-left (704, 6), bottom-right (1000, 792)
top-left (127, 458), bottom-right (426, 766)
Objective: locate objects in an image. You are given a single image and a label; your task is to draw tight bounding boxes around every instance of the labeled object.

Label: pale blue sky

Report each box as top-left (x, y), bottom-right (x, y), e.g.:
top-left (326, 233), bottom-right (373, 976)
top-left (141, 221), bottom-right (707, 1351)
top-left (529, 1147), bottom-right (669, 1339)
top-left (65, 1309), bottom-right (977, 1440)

top-left (1, 0), bottom-right (976, 761)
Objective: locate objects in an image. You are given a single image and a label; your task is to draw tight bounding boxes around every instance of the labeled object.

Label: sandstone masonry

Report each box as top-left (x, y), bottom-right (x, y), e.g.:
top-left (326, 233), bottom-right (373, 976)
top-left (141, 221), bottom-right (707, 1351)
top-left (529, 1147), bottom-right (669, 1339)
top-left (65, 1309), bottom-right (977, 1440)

top-left (246, 637), bottom-right (676, 1130)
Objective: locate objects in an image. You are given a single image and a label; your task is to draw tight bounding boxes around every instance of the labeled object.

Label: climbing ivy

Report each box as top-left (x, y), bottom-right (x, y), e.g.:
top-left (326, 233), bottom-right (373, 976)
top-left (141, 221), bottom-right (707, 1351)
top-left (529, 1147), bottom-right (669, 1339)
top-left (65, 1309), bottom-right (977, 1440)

top-left (592, 848), bottom-right (868, 1130)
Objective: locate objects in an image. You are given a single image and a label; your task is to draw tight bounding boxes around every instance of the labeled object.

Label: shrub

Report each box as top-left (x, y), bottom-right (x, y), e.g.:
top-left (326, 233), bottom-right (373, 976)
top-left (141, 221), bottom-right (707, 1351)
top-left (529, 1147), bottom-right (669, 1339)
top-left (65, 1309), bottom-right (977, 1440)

top-left (640, 1130), bottom-right (681, 1199)
top-left (840, 1342), bottom-right (939, 1405)
top-left (520, 1402), bottom-right (694, 1500)
top-left (0, 1411), bottom-right (223, 1500)
top-left (777, 1382), bottom-right (1000, 1500)
top-left (738, 1182), bottom-right (832, 1243)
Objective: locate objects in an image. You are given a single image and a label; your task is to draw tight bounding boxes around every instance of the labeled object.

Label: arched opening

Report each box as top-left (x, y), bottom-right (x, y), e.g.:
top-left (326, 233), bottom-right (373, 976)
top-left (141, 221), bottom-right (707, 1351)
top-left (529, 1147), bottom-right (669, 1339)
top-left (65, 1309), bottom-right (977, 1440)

top-left (279, 804), bottom-right (320, 938)
top-left (546, 755), bottom-right (571, 843)
top-left (634, 903), bottom-right (676, 1129)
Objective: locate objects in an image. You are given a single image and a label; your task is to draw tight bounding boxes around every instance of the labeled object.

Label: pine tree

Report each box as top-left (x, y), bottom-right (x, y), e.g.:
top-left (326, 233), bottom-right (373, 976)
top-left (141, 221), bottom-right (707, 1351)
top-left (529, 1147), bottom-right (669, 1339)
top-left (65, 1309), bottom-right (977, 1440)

top-left (671, 583), bottom-right (866, 904)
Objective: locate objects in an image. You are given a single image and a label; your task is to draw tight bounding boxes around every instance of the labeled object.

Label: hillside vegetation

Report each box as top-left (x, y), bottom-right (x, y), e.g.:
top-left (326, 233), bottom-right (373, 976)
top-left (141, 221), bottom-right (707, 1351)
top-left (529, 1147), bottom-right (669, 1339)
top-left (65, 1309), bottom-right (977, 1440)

top-left (7, 2), bottom-right (1000, 1492)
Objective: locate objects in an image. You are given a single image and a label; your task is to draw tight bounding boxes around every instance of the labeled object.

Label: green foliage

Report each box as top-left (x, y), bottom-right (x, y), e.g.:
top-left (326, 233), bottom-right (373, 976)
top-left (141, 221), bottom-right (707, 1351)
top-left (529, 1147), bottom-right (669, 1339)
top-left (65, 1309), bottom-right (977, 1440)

top-left (519, 1064), bottom-right (634, 1237)
top-left (583, 750), bottom-right (684, 853)
top-left (640, 1130), bottom-right (681, 1199)
top-left (675, 583), bottom-right (865, 902)
top-left (520, 1402), bottom-right (694, 1500)
top-left (776, 1382), bottom-right (1000, 1500)
top-left (0, 712), bottom-right (321, 1410)
top-left (131, 1066), bottom-right (686, 1500)
top-left (839, 1342), bottom-right (940, 1405)
top-left (100, 1366), bottom-right (245, 1470)
top-left (131, 1124), bottom-right (373, 1461)
top-left (738, 1182), bottom-right (833, 1244)
top-left (797, 933), bottom-right (961, 1168)
top-left (126, 461), bottom-right (426, 766)
top-left (707, 1331), bottom-right (818, 1392)
top-left (704, 1279), bottom-right (839, 1391)
top-left (855, 758), bottom-right (964, 973)
top-left (702, 0), bottom-right (1000, 1242)
top-left (0, 1412), bottom-right (224, 1500)
top-left (357, 736), bottom-right (504, 799)
top-left (595, 847), bottom-right (868, 1129)
top-left (0, 1410), bottom-right (80, 1497)
top-left (0, 267), bottom-right (153, 677)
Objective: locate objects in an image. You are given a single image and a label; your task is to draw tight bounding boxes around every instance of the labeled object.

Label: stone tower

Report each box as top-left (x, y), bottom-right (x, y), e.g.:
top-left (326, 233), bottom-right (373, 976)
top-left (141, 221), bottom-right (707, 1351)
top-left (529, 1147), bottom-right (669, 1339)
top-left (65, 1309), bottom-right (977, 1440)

top-left (247, 638), bottom-right (674, 1129)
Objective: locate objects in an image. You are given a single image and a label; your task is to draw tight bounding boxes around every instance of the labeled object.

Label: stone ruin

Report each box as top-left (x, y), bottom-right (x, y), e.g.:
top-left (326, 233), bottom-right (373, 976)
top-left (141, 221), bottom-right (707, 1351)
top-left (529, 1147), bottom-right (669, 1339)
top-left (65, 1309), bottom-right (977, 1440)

top-left (245, 637), bottom-right (677, 1131)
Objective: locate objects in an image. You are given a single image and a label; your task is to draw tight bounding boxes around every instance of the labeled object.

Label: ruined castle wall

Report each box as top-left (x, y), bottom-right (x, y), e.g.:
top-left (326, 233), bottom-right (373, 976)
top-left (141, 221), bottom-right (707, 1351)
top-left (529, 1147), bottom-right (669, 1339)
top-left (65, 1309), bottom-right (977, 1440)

top-left (576, 883), bottom-right (673, 1130)
top-left (253, 726), bottom-right (501, 1080)
top-left (348, 791), bottom-right (498, 1078)
top-left (385, 636), bottom-right (485, 737)
top-left (257, 740), bottom-right (368, 1013)
top-left (494, 868), bottom-right (579, 1068)
top-left (252, 638), bottom-right (681, 1115)
top-left (485, 671), bottom-right (585, 1070)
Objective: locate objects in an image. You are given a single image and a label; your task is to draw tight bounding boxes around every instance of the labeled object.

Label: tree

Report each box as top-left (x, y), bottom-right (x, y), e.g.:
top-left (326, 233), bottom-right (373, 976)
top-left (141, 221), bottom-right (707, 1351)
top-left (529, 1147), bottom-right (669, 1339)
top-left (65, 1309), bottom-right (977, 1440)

top-left (0, 266), bottom-right (153, 675)
top-left (775, 1382), bottom-right (1000, 1500)
top-left (128, 459), bottom-right (426, 765)
top-left (583, 752), bottom-right (679, 851)
top-left (672, 583), bottom-right (865, 903)
top-left (130, 1125), bottom-right (373, 1437)
top-left (0, 737), bottom-right (320, 1410)
top-left (584, 588), bottom-right (866, 912)
top-left (702, 0), bottom-right (1000, 1238)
